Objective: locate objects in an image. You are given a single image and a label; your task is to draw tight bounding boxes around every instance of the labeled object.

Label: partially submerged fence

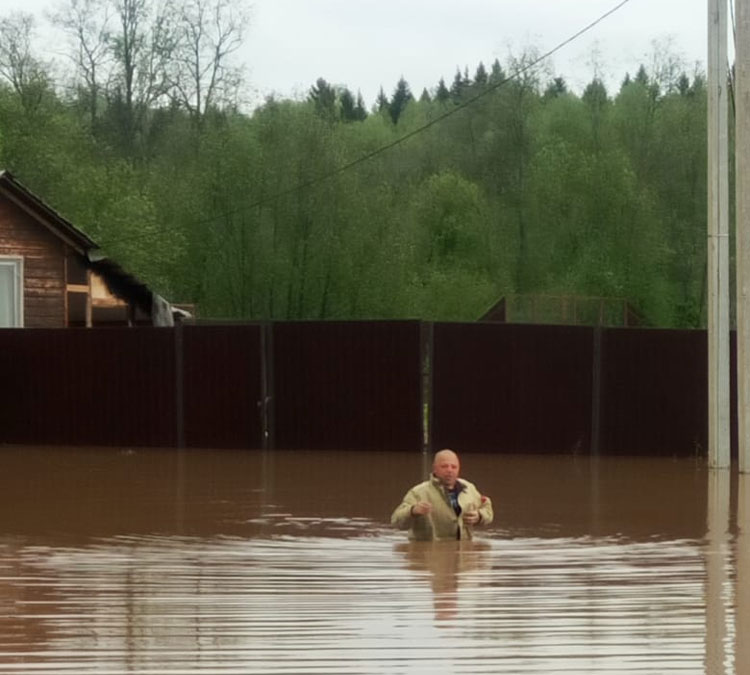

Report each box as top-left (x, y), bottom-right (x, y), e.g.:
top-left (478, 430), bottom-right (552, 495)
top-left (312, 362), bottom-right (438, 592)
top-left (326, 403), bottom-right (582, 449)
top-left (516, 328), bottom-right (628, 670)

top-left (0, 321), bottom-right (725, 457)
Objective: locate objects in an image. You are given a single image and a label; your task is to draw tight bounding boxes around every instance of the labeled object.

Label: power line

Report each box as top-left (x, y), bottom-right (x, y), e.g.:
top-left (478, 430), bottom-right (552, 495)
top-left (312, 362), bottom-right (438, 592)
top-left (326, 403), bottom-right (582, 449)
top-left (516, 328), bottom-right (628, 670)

top-left (103, 0), bottom-right (635, 248)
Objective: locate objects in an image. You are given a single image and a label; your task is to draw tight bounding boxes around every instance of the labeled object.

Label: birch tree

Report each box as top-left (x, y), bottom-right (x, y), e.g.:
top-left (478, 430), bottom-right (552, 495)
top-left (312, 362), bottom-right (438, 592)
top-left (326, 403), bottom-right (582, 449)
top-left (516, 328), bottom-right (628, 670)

top-left (168, 0), bottom-right (248, 124)
top-left (0, 12), bottom-right (50, 112)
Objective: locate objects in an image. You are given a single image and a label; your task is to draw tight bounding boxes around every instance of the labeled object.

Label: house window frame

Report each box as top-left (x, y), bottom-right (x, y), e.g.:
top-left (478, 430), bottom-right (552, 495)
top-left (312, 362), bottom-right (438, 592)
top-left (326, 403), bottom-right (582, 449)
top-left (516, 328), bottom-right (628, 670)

top-left (0, 255), bottom-right (24, 327)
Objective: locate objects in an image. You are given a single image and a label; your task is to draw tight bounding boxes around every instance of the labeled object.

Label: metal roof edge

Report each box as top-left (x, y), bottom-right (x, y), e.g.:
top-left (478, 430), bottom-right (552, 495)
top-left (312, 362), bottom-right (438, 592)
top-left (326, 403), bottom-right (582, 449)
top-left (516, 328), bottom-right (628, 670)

top-left (0, 170), bottom-right (98, 253)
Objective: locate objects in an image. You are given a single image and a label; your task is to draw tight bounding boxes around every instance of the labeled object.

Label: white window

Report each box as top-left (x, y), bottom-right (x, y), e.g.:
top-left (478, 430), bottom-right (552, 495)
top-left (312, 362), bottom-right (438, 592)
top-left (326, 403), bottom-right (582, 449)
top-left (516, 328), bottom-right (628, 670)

top-left (0, 256), bottom-right (23, 327)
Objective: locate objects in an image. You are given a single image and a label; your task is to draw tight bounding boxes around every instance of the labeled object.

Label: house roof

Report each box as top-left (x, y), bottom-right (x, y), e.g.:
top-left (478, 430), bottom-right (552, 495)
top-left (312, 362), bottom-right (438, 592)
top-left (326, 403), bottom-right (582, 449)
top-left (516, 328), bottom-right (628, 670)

top-left (87, 253), bottom-right (154, 312)
top-left (0, 169), bottom-right (181, 320)
top-left (0, 170), bottom-right (98, 254)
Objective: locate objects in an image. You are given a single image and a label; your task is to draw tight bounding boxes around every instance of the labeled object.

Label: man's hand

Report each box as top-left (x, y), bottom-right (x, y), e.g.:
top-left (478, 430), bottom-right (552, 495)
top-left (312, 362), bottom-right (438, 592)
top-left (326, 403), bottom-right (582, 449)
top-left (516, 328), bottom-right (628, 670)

top-left (411, 502), bottom-right (432, 516)
top-left (463, 510), bottom-right (480, 525)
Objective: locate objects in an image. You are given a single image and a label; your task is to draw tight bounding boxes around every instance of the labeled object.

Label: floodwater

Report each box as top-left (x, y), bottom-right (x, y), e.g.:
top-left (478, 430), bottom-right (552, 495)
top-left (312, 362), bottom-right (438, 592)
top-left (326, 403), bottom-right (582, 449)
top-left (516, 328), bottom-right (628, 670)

top-left (0, 447), bottom-right (748, 674)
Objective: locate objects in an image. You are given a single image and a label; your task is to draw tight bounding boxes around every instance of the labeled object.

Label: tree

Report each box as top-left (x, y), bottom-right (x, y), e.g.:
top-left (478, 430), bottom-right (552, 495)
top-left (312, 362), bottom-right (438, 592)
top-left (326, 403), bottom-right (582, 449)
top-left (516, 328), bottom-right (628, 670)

top-left (489, 59), bottom-right (506, 85)
top-left (474, 62), bottom-right (488, 87)
top-left (168, 0), bottom-right (248, 124)
top-left (406, 171), bottom-right (496, 319)
top-left (582, 77), bottom-right (609, 149)
top-left (339, 86), bottom-right (355, 121)
top-left (353, 91), bottom-right (367, 120)
top-left (0, 12), bottom-right (50, 112)
top-left (450, 67), bottom-right (471, 101)
top-left (389, 76), bottom-right (412, 124)
top-left (677, 73), bottom-right (690, 97)
top-left (338, 87), bottom-right (367, 122)
top-left (375, 86), bottom-right (389, 113)
top-left (543, 77), bottom-right (567, 99)
top-left (308, 77), bottom-right (336, 120)
top-left (435, 77), bottom-right (450, 102)
top-left (51, 0), bottom-right (111, 130)
top-left (105, 0), bottom-right (177, 155)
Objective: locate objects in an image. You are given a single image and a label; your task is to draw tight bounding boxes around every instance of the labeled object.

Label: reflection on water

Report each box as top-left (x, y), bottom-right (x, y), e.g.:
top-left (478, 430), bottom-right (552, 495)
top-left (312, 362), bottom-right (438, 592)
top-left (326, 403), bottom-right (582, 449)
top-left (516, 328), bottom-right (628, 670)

top-left (396, 539), bottom-right (492, 622)
top-left (0, 447), bottom-right (748, 673)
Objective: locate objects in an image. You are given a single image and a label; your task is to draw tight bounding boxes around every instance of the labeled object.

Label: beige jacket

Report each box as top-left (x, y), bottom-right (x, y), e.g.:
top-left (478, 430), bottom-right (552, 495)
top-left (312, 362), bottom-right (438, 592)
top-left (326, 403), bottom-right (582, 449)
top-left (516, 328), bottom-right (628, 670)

top-left (391, 474), bottom-right (493, 541)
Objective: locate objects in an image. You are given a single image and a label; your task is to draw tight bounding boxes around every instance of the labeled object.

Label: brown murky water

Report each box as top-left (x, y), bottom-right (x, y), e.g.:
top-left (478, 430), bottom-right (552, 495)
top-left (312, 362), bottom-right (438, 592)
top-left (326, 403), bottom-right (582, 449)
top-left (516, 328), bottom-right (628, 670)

top-left (0, 446), bottom-right (748, 674)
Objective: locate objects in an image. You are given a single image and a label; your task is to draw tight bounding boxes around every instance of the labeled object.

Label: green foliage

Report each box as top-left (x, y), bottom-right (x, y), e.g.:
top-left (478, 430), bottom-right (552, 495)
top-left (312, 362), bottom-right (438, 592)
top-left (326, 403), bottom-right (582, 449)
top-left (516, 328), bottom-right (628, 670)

top-left (309, 77), bottom-right (337, 120)
top-left (474, 63), bottom-right (488, 87)
top-left (389, 77), bottom-right (413, 124)
top-left (435, 78), bottom-right (450, 103)
top-left (0, 35), bottom-right (716, 327)
top-left (450, 68), bottom-right (472, 102)
top-left (544, 77), bottom-right (568, 99)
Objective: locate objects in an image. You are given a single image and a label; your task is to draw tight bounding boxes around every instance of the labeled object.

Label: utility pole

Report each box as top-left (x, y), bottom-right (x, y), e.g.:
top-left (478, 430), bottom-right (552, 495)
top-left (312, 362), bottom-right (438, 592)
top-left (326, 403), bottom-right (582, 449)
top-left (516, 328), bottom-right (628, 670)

top-left (738, 0), bottom-right (750, 472)
top-left (708, 0), bottom-right (731, 469)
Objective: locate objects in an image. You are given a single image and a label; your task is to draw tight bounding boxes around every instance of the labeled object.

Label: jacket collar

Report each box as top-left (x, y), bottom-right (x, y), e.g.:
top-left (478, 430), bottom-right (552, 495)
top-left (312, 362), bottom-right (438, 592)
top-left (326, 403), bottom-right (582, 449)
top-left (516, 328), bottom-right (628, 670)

top-left (430, 474), bottom-right (467, 493)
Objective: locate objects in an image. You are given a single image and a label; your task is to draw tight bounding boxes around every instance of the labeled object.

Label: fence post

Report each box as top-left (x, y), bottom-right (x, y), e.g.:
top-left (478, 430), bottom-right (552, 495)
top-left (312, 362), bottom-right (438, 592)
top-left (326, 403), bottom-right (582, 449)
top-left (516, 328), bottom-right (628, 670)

top-left (174, 321), bottom-right (185, 449)
top-left (590, 326), bottom-right (603, 455)
top-left (260, 322), bottom-right (275, 450)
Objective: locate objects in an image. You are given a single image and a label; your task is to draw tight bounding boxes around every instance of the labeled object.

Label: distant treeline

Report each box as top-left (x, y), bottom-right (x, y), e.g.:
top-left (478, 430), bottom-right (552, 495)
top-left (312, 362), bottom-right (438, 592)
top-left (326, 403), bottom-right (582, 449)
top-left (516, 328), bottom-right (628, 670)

top-left (0, 4), bottom-right (710, 326)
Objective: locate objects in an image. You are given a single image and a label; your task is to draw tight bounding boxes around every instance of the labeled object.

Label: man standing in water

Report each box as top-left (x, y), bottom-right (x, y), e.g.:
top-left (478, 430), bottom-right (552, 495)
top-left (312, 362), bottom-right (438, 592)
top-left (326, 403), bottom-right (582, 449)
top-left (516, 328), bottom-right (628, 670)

top-left (391, 449), bottom-right (493, 541)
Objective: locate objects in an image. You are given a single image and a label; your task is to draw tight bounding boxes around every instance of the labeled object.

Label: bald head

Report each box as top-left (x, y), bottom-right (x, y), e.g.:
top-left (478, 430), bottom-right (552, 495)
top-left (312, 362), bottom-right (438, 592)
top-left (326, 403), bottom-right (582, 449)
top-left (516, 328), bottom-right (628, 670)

top-left (432, 449), bottom-right (460, 488)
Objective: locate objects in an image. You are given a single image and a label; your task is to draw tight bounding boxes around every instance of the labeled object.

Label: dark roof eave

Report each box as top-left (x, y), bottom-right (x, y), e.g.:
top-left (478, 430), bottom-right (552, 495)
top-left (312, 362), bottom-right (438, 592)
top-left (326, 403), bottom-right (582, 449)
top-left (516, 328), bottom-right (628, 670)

top-left (0, 169), bottom-right (98, 253)
top-left (87, 256), bottom-right (153, 313)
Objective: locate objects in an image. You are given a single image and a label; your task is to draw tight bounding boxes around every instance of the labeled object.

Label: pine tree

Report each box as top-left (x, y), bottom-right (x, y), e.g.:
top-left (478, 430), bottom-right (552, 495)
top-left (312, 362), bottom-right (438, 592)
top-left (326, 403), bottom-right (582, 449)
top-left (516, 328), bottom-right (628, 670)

top-left (339, 87), bottom-right (357, 122)
top-left (677, 73), bottom-right (690, 97)
top-left (450, 68), bottom-right (465, 101)
top-left (389, 77), bottom-right (413, 124)
top-left (474, 62), bottom-right (488, 87)
top-left (543, 77), bottom-right (567, 99)
top-left (582, 78), bottom-right (608, 109)
top-left (634, 65), bottom-right (649, 86)
top-left (353, 91), bottom-right (367, 120)
top-left (489, 59), bottom-right (506, 85)
top-left (435, 77), bottom-right (450, 102)
top-left (419, 87), bottom-right (431, 103)
top-left (375, 86), bottom-right (389, 113)
top-left (309, 77), bottom-right (336, 119)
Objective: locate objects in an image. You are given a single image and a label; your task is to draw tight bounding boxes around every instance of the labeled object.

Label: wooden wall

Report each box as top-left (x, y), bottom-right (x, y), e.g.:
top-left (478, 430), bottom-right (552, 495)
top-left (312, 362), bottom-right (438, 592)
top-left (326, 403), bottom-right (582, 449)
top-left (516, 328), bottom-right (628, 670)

top-left (0, 194), bottom-right (67, 328)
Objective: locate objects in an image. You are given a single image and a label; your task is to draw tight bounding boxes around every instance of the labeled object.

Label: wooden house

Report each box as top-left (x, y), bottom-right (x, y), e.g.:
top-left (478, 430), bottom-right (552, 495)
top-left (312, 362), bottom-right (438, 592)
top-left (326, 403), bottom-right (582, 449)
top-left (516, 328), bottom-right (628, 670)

top-left (0, 170), bottom-right (186, 328)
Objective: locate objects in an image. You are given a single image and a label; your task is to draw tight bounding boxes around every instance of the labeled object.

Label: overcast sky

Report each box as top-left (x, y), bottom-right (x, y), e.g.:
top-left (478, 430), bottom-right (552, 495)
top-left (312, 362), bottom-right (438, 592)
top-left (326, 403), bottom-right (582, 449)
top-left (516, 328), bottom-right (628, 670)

top-left (21, 0), bottom-right (714, 109)
top-left (242, 0), bottom-right (712, 106)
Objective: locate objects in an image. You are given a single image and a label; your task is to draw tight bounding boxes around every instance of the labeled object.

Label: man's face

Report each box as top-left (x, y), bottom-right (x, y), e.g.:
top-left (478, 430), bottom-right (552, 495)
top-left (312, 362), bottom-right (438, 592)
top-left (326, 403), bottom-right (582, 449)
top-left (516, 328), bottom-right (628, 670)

top-left (433, 451), bottom-right (460, 489)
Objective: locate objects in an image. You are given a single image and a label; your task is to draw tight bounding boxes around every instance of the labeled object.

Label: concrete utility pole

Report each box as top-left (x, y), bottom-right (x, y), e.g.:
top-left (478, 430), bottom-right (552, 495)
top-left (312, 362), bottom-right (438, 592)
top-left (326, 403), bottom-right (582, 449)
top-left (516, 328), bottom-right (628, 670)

top-left (708, 0), bottom-right (731, 469)
top-left (738, 0), bottom-right (750, 472)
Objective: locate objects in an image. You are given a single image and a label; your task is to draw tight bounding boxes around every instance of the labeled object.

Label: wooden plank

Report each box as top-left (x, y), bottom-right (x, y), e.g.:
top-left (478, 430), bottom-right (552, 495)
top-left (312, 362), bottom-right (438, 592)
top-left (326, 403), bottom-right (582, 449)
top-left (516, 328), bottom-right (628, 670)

top-left (1, 192), bottom-right (69, 328)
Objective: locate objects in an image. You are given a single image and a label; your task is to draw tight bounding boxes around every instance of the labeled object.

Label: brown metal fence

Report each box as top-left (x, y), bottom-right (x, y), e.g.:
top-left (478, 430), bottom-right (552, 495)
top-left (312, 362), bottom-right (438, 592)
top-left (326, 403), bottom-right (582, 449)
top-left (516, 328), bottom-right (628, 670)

top-left (182, 324), bottom-right (263, 449)
top-left (0, 328), bottom-right (176, 447)
top-left (598, 329), bottom-right (710, 457)
top-left (0, 322), bottom-right (722, 456)
top-left (0, 321), bottom-right (423, 451)
top-left (431, 323), bottom-right (595, 454)
top-left (272, 321), bottom-right (423, 451)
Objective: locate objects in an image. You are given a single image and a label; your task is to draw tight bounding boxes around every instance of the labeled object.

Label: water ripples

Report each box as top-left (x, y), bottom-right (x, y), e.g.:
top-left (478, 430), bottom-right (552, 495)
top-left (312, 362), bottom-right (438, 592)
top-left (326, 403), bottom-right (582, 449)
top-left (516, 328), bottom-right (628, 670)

top-left (0, 530), bottom-right (728, 674)
top-left (0, 449), bottom-right (746, 674)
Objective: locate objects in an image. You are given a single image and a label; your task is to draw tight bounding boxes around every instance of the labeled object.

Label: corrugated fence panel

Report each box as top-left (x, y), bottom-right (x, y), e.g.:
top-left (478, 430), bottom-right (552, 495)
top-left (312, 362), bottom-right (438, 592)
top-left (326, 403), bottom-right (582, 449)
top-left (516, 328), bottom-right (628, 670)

top-left (273, 321), bottom-right (422, 451)
top-left (432, 323), bottom-right (595, 454)
top-left (599, 328), bottom-right (708, 456)
top-left (0, 323), bottom-right (730, 457)
top-left (182, 324), bottom-right (263, 449)
top-left (1, 328), bottom-right (176, 447)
